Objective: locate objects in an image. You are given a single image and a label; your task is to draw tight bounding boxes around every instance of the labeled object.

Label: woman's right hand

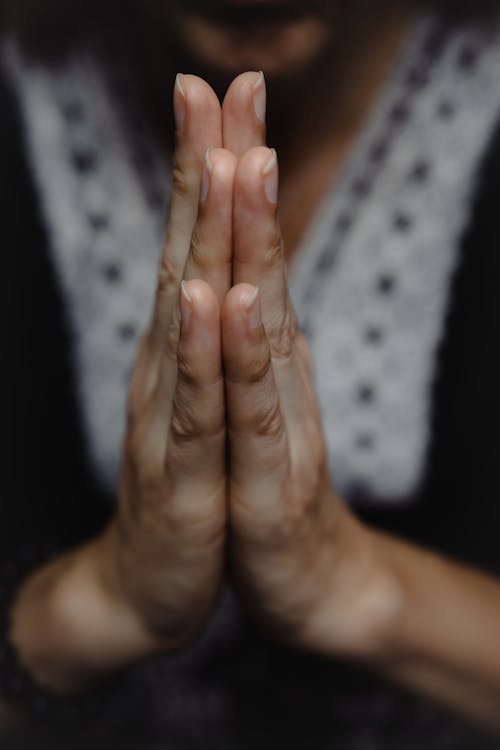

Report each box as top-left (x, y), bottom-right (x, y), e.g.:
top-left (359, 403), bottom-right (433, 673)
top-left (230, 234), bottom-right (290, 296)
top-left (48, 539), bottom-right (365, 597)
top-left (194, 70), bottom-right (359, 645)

top-left (98, 75), bottom-right (236, 651)
top-left (98, 71), bottom-right (267, 649)
top-left (9, 73), bottom-right (266, 692)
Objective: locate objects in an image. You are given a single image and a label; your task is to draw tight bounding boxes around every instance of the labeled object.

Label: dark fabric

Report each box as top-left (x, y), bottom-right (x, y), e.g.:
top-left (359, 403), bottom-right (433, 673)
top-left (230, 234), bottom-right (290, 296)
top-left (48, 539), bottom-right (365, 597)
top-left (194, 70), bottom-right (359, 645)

top-left (357, 114), bottom-right (500, 577)
top-left (1, 40), bottom-right (500, 750)
top-left (1, 54), bottom-right (111, 554)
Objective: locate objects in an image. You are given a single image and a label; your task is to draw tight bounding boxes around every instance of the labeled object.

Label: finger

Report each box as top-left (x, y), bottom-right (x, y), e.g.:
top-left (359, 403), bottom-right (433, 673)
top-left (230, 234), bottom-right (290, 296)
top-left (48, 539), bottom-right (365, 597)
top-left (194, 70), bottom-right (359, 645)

top-left (183, 147), bottom-right (238, 306)
top-left (163, 280), bottom-right (226, 520)
top-left (232, 146), bottom-right (297, 364)
top-left (222, 71), bottom-right (267, 157)
top-left (150, 75), bottom-right (222, 353)
top-left (222, 284), bottom-right (290, 508)
top-left (155, 147), bottom-right (237, 409)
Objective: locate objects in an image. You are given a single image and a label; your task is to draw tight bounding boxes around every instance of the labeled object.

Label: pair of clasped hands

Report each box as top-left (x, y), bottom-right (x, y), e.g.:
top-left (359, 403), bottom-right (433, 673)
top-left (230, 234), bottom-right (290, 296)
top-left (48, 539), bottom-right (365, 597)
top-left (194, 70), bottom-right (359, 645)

top-left (102, 71), bottom-right (366, 665)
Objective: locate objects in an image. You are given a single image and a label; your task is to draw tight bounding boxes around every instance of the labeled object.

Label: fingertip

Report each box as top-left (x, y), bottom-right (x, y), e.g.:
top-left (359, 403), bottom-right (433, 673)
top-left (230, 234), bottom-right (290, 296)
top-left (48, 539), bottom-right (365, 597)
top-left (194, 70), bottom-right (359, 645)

top-left (262, 148), bottom-right (278, 205)
top-left (199, 147), bottom-right (237, 208)
top-left (208, 148), bottom-right (239, 183)
top-left (253, 71), bottom-right (266, 124)
top-left (180, 280), bottom-right (221, 352)
top-left (193, 149), bottom-right (237, 268)
top-left (174, 73), bottom-right (186, 131)
top-left (199, 147), bottom-right (238, 210)
top-left (222, 71), bottom-right (267, 155)
top-left (223, 71), bottom-right (262, 106)
top-left (235, 147), bottom-right (278, 206)
top-left (223, 282), bottom-right (257, 312)
top-left (244, 286), bottom-right (262, 329)
top-left (236, 146), bottom-right (275, 177)
top-left (222, 283), bottom-right (263, 344)
top-left (182, 278), bottom-right (219, 312)
top-left (180, 74), bottom-right (220, 110)
top-left (174, 75), bottom-right (223, 151)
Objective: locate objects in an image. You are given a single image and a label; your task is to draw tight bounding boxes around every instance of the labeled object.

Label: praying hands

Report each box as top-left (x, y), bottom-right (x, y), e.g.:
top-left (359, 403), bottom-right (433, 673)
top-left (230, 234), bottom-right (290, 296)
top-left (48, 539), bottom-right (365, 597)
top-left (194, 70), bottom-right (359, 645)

top-left (107, 71), bottom-right (368, 656)
top-left (9, 73), bottom-right (500, 732)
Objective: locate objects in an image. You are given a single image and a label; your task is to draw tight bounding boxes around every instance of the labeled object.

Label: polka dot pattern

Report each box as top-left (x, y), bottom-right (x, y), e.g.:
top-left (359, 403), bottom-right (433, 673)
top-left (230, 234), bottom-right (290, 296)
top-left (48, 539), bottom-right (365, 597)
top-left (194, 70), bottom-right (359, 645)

top-left (71, 148), bottom-right (97, 174)
top-left (61, 100), bottom-right (84, 124)
top-left (88, 212), bottom-right (110, 231)
top-left (409, 160), bottom-right (431, 183)
top-left (289, 15), bottom-right (500, 503)
top-left (364, 326), bottom-right (385, 346)
top-left (437, 98), bottom-right (456, 120)
top-left (5, 13), bottom-right (500, 505)
top-left (5, 46), bottom-right (170, 492)
top-left (101, 262), bottom-right (123, 284)
top-left (117, 322), bottom-right (137, 341)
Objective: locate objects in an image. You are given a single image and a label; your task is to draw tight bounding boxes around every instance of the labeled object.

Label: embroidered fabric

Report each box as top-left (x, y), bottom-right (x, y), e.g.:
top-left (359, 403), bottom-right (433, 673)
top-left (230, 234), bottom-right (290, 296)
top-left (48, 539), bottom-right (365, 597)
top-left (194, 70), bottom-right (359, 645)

top-left (288, 16), bottom-right (500, 502)
top-left (3, 12), bottom-right (500, 505)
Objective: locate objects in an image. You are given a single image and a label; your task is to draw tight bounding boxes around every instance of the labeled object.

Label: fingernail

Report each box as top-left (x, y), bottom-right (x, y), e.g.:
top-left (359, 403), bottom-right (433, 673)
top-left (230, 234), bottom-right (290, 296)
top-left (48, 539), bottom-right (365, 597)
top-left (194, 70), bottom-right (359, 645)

top-left (263, 149), bottom-right (278, 204)
top-left (245, 286), bottom-right (262, 329)
top-left (200, 147), bottom-right (213, 203)
top-left (174, 73), bottom-right (186, 131)
top-left (180, 280), bottom-right (192, 327)
top-left (253, 71), bottom-right (266, 123)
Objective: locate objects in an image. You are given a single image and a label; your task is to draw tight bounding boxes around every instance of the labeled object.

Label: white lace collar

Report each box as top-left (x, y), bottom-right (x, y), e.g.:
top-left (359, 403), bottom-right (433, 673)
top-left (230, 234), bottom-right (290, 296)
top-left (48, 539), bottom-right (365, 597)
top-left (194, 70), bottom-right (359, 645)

top-left (4, 13), bottom-right (500, 504)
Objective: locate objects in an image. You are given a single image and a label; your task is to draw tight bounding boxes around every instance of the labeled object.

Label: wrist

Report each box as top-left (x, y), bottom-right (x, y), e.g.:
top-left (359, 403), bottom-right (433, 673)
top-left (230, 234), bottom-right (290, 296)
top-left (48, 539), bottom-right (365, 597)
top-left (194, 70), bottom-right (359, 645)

top-left (296, 502), bottom-right (406, 660)
top-left (9, 529), bottom-right (165, 694)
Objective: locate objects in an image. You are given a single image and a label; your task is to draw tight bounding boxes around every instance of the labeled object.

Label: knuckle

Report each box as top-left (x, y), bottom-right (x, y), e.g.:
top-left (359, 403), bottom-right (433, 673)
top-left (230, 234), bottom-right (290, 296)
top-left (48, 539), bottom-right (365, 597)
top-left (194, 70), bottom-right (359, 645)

top-left (171, 161), bottom-right (195, 201)
top-left (188, 228), bottom-right (210, 272)
top-left (170, 389), bottom-right (225, 446)
top-left (286, 494), bottom-right (318, 534)
top-left (176, 346), bottom-right (198, 385)
top-left (268, 307), bottom-right (297, 361)
top-left (157, 253), bottom-right (179, 295)
top-left (170, 396), bottom-right (200, 443)
top-left (247, 352), bottom-right (272, 384)
top-left (252, 399), bottom-right (283, 439)
top-left (263, 236), bottom-right (284, 270)
top-left (285, 472), bottom-right (323, 532)
top-left (165, 315), bottom-right (181, 363)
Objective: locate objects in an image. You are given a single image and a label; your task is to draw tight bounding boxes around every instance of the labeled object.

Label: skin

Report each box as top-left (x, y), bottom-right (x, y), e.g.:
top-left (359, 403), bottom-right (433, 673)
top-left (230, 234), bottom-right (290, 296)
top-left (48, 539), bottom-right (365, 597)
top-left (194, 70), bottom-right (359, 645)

top-left (139, 0), bottom-right (417, 256)
top-left (4, 0), bottom-right (500, 734)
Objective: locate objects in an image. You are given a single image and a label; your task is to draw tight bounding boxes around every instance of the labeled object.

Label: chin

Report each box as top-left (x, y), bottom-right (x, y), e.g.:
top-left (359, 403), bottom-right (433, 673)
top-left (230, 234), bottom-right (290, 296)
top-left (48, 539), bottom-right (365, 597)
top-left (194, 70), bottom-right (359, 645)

top-left (170, 9), bottom-right (333, 77)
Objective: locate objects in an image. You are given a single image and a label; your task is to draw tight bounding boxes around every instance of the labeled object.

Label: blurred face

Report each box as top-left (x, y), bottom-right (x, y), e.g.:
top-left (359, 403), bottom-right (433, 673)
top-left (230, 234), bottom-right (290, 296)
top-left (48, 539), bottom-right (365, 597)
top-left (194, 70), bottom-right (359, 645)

top-left (160, 0), bottom-right (338, 76)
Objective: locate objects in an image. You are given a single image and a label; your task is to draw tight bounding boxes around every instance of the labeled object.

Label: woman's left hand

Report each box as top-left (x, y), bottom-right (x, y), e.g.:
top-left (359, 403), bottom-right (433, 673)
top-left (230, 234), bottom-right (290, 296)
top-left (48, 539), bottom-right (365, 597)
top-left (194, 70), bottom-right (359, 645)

top-left (220, 144), bottom-right (384, 655)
